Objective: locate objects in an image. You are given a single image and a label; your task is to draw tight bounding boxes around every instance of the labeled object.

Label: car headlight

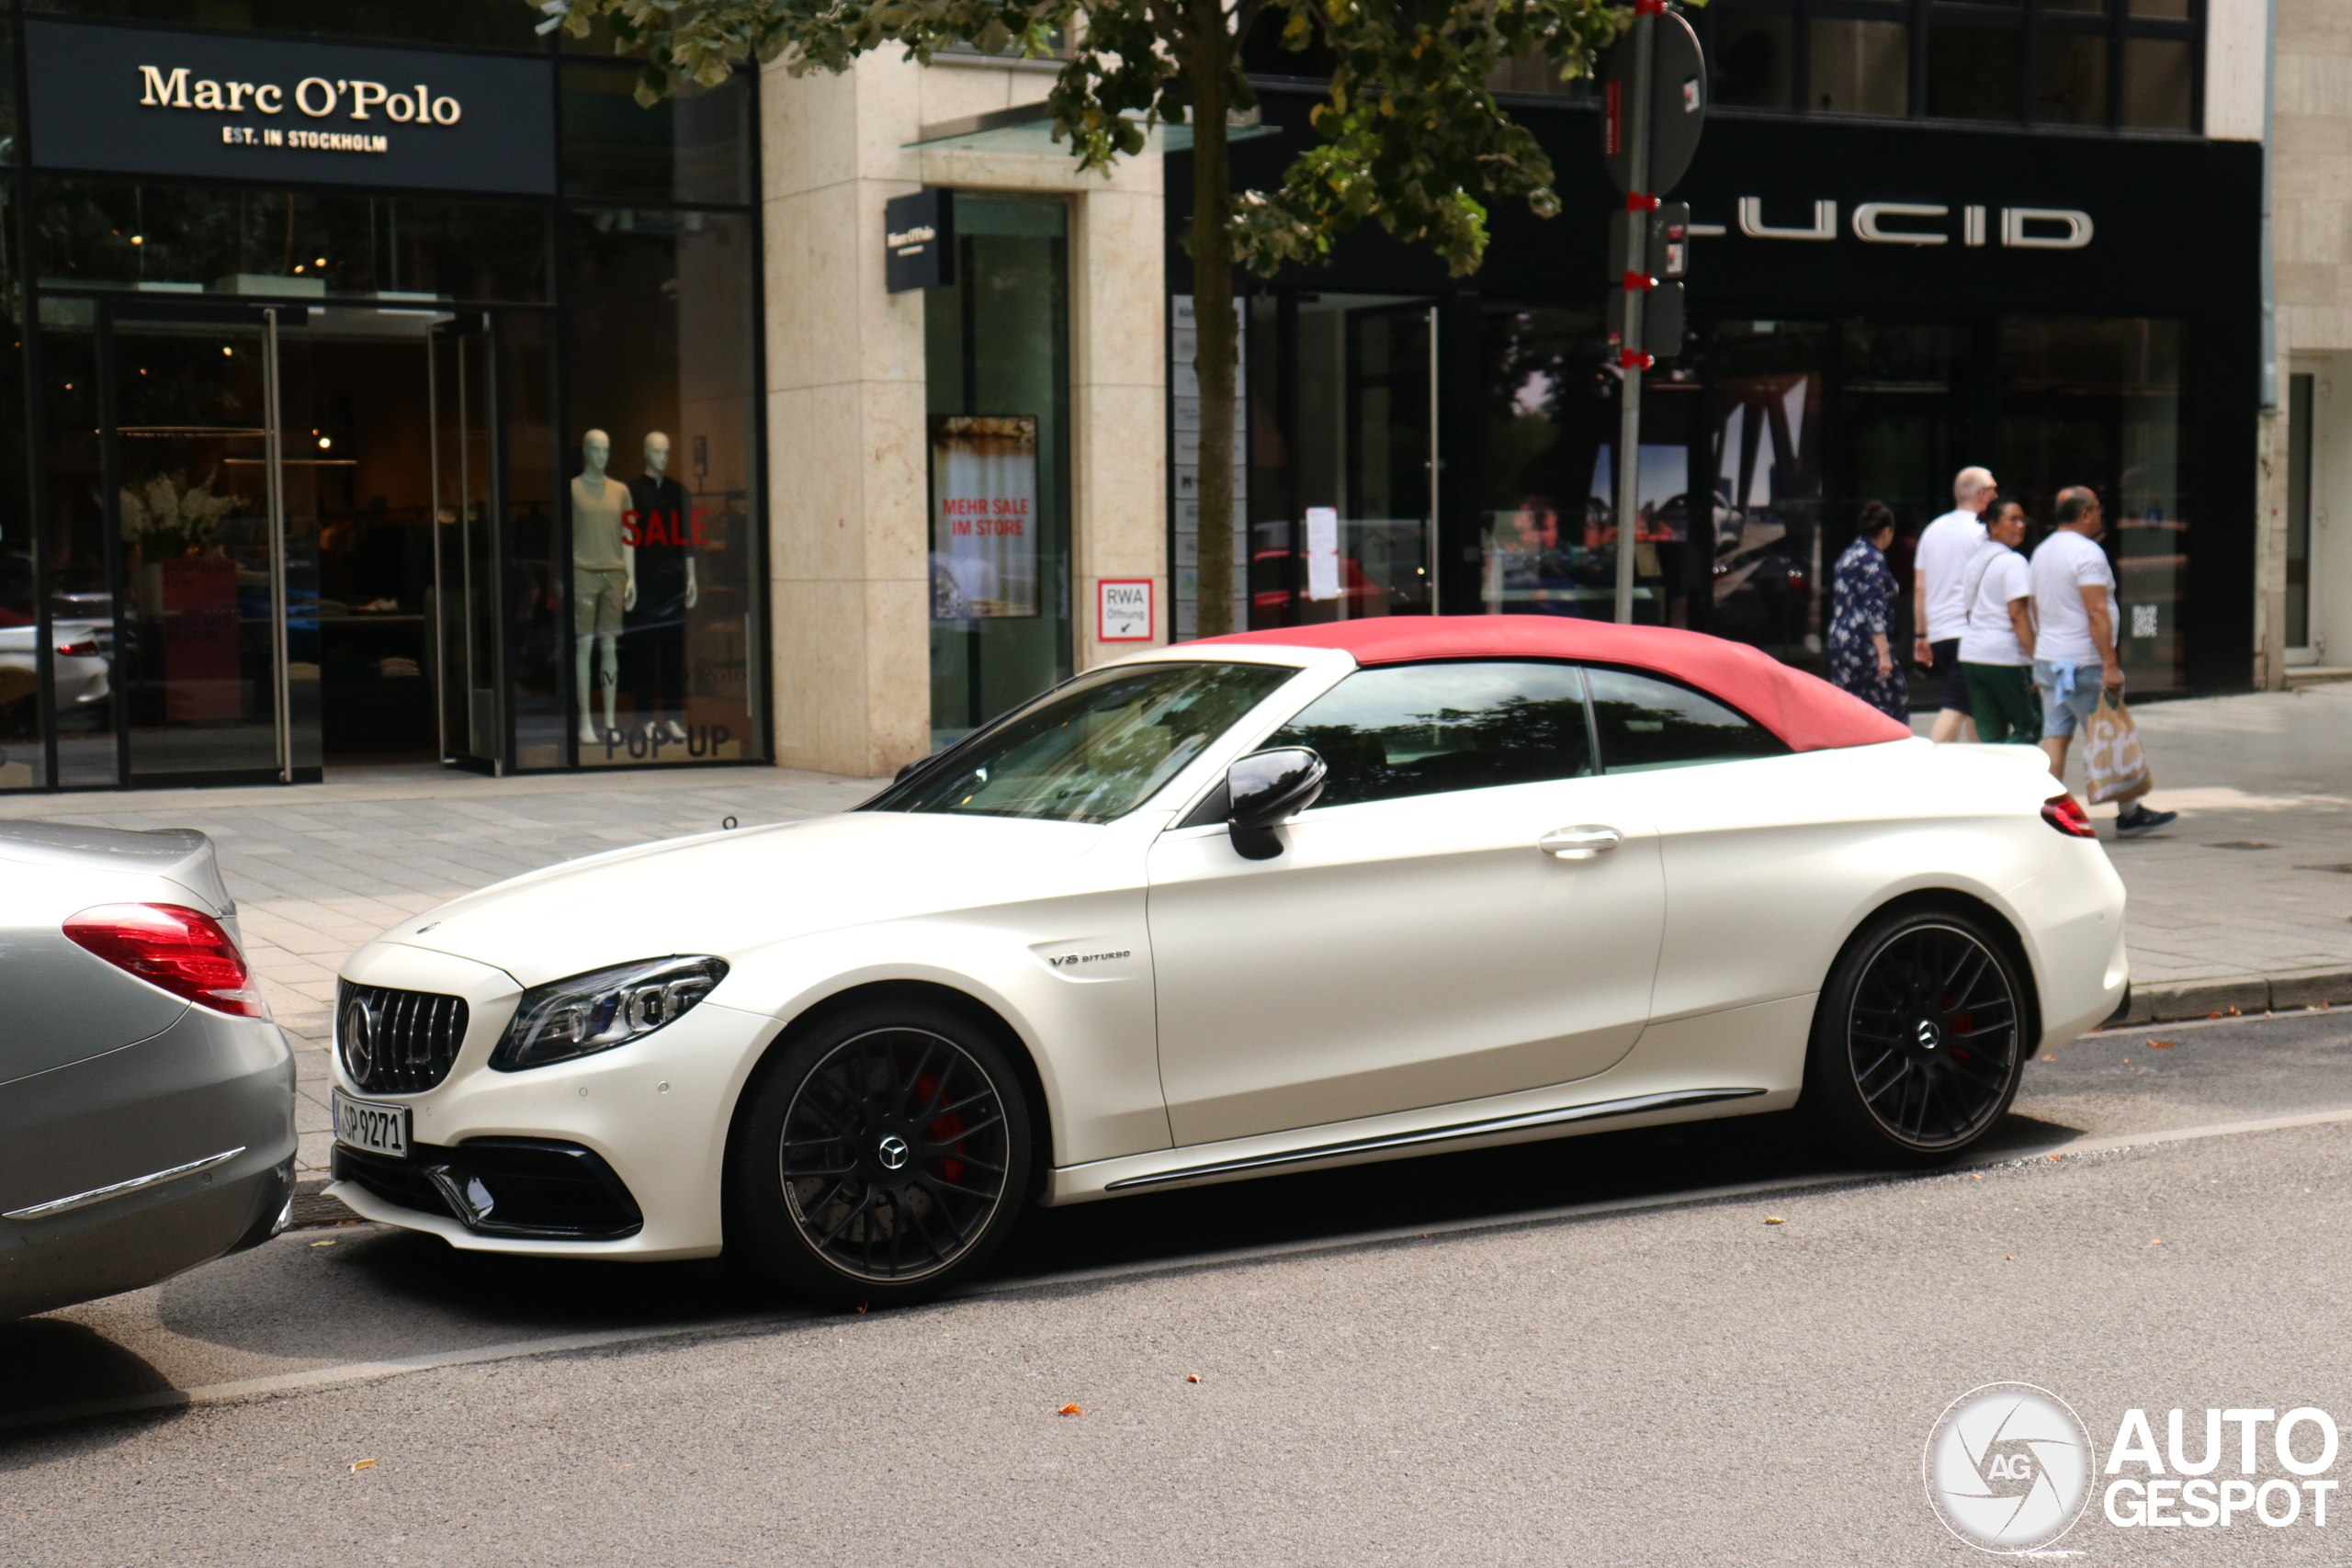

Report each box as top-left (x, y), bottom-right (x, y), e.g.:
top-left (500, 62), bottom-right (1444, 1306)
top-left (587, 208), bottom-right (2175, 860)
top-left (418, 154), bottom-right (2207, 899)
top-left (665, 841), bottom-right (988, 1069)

top-left (490, 955), bottom-right (729, 1072)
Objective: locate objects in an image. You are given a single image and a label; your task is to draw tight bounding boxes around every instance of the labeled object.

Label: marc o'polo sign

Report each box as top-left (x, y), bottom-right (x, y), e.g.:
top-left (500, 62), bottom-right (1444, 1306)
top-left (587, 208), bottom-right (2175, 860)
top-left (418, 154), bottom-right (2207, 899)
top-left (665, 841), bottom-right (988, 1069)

top-left (885, 188), bottom-right (956, 293)
top-left (23, 20), bottom-right (556, 195)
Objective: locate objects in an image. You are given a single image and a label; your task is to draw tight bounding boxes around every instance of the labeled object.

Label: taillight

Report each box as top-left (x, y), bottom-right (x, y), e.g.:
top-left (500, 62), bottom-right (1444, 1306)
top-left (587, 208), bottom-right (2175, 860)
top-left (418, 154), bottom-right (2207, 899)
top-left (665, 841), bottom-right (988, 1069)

top-left (63, 903), bottom-right (267, 1018)
top-left (2041, 794), bottom-right (2098, 840)
top-left (56, 638), bottom-right (99, 656)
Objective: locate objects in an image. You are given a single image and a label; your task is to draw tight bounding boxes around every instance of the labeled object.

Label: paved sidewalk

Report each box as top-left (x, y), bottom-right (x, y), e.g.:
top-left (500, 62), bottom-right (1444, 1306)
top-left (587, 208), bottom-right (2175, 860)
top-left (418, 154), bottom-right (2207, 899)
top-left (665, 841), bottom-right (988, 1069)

top-left (2041, 682), bottom-right (2352, 1020)
top-left (4, 684), bottom-right (2348, 1183)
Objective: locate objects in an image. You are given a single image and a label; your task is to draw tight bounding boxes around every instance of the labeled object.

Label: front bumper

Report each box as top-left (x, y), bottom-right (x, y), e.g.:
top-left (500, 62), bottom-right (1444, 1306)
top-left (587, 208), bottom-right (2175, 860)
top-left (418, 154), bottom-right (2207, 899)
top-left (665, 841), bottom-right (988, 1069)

top-left (332, 1137), bottom-right (643, 1241)
top-left (326, 941), bottom-right (779, 1260)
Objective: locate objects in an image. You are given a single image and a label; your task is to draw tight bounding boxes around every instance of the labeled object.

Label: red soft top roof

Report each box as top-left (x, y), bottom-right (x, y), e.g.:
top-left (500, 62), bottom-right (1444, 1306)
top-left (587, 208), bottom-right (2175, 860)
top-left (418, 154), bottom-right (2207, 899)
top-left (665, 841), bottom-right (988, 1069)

top-left (1184, 615), bottom-right (1913, 753)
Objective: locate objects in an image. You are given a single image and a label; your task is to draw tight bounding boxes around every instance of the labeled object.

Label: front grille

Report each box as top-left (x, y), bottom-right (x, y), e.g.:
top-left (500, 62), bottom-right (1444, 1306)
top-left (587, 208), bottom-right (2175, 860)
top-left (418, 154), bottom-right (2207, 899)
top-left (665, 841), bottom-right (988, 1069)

top-left (332, 1139), bottom-right (644, 1241)
top-left (338, 981), bottom-right (469, 1094)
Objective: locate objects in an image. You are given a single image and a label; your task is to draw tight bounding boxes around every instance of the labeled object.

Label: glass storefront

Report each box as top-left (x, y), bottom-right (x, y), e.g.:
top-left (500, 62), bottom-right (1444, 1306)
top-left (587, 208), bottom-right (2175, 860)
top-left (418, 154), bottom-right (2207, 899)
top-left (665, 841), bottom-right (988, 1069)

top-left (560, 208), bottom-right (761, 767)
top-left (923, 196), bottom-right (1071, 749)
top-left (1240, 293), bottom-right (1442, 630)
top-left (3, 3), bottom-right (767, 790)
top-left (1233, 302), bottom-right (2193, 700)
top-left (1473, 305), bottom-right (1698, 634)
top-left (2002, 317), bottom-right (2188, 693)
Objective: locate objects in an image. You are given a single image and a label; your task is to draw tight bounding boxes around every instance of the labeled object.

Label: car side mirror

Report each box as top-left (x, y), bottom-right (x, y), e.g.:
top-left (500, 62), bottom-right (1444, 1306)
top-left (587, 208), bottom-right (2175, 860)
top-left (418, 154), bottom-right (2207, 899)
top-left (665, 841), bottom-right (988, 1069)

top-left (1226, 747), bottom-right (1327, 861)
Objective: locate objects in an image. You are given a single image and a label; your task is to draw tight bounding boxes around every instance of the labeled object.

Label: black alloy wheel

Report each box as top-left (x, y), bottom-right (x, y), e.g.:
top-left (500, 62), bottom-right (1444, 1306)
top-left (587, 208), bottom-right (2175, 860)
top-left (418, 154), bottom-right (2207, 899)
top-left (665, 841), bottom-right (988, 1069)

top-left (1805, 908), bottom-right (2029, 1164)
top-left (731, 1002), bottom-right (1032, 1307)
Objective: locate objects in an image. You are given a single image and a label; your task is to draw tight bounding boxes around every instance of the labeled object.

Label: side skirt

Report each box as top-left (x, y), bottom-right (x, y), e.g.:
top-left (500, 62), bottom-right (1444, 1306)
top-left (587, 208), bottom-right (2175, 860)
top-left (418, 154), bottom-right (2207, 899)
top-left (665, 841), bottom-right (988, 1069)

top-left (1099, 1087), bottom-right (1768, 1194)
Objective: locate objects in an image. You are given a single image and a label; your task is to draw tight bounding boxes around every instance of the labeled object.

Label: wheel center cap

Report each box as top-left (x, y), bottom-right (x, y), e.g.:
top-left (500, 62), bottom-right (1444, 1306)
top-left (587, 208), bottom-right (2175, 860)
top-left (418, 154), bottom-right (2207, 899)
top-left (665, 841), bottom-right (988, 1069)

top-left (876, 1134), bottom-right (911, 1171)
top-left (1916, 1020), bottom-right (1942, 1051)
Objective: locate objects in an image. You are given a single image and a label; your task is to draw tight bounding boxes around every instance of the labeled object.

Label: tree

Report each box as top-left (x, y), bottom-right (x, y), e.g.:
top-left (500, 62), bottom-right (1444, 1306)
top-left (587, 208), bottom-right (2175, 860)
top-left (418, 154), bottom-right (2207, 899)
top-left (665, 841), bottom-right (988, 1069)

top-left (536, 0), bottom-right (1636, 637)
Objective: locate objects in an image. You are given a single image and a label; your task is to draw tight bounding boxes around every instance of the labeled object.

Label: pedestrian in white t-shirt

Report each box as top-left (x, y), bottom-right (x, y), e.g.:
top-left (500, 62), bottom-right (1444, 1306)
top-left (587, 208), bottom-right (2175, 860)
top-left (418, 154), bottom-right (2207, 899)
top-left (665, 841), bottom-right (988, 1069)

top-left (1913, 465), bottom-right (1995, 743)
top-left (1957, 502), bottom-right (2037, 744)
top-left (2029, 486), bottom-right (2177, 838)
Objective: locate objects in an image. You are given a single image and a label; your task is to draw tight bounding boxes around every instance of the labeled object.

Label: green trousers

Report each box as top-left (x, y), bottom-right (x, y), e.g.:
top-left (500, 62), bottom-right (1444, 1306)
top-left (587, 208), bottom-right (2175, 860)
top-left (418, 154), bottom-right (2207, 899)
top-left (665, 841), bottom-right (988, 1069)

top-left (1962, 662), bottom-right (2040, 746)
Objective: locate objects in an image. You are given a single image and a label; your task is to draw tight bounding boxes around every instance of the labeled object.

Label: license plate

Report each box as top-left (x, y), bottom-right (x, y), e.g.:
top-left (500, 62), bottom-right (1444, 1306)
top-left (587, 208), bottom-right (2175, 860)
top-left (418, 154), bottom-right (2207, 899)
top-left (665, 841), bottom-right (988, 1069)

top-left (333, 1089), bottom-right (411, 1159)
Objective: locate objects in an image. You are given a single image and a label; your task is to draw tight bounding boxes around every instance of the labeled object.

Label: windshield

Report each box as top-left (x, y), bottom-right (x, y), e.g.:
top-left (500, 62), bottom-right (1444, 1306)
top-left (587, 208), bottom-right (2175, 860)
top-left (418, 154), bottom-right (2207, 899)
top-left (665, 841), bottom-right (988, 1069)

top-left (866, 661), bottom-right (1298, 824)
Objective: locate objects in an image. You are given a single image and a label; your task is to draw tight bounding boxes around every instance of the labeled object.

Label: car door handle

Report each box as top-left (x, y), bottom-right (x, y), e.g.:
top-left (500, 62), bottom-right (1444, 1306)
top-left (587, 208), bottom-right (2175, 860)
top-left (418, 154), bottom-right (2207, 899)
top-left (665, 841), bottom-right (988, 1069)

top-left (1539, 825), bottom-right (1623, 860)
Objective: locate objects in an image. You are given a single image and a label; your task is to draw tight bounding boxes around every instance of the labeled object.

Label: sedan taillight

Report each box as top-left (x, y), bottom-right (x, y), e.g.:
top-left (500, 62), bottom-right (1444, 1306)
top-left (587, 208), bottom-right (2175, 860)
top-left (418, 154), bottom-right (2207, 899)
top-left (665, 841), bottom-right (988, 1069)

top-left (63, 903), bottom-right (268, 1018)
top-left (2041, 794), bottom-right (2098, 840)
top-left (56, 638), bottom-right (100, 657)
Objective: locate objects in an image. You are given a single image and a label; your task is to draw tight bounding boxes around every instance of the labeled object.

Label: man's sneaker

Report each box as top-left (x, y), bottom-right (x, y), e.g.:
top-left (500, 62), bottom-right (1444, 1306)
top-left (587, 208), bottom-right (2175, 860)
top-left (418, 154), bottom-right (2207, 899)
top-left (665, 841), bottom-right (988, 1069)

top-left (2114, 804), bottom-right (2177, 839)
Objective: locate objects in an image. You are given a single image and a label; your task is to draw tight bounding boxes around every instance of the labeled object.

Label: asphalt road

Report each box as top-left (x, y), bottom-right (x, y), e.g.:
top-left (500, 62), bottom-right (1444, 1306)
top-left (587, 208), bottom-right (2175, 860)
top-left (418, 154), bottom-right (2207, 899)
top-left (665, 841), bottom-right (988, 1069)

top-left (9, 1011), bottom-right (2352, 1564)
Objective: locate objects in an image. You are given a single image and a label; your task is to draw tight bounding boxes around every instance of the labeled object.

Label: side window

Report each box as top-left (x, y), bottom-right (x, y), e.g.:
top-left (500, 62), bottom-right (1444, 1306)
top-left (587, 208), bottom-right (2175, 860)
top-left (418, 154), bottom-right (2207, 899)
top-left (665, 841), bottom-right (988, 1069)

top-left (1265, 661), bottom-right (1594, 808)
top-left (1584, 668), bottom-right (1788, 772)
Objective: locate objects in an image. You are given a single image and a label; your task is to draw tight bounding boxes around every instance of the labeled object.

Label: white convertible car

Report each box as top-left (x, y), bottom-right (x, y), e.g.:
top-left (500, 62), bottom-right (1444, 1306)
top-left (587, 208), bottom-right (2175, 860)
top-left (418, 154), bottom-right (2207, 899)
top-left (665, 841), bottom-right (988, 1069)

top-left (329, 617), bottom-right (2126, 1304)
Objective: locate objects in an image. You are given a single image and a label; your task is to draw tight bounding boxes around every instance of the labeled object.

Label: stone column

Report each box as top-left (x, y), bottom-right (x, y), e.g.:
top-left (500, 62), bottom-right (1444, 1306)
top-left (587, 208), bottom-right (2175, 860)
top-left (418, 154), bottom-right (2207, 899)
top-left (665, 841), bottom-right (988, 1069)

top-left (763, 53), bottom-right (1167, 777)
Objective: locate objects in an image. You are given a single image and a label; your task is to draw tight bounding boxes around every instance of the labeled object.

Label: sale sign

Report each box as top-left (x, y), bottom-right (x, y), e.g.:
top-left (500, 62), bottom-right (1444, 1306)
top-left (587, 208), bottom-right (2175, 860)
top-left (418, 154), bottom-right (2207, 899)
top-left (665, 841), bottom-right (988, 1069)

top-left (930, 414), bottom-right (1039, 620)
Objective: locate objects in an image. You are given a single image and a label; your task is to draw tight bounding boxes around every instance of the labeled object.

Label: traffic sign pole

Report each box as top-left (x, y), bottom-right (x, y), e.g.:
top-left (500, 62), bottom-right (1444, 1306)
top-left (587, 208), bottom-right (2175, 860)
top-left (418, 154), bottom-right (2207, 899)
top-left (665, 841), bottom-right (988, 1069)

top-left (1613, 6), bottom-right (1657, 626)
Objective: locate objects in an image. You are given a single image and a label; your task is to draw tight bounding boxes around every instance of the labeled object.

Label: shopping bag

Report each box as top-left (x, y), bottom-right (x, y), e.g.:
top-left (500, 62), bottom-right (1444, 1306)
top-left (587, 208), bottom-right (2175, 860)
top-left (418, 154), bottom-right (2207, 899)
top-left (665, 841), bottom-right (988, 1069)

top-left (2082, 689), bottom-right (2153, 807)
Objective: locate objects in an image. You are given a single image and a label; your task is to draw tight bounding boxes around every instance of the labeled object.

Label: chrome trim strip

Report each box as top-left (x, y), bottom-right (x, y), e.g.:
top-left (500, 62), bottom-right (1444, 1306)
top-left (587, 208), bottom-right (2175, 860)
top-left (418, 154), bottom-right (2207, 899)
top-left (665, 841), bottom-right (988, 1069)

top-left (4, 1147), bottom-right (247, 1221)
top-left (1103, 1090), bottom-right (1767, 1192)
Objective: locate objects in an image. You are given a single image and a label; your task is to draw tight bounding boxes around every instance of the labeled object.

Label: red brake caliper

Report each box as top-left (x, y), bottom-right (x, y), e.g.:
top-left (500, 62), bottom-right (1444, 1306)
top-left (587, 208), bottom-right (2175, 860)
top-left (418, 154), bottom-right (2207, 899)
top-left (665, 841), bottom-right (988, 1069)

top-left (916, 1070), bottom-right (967, 1182)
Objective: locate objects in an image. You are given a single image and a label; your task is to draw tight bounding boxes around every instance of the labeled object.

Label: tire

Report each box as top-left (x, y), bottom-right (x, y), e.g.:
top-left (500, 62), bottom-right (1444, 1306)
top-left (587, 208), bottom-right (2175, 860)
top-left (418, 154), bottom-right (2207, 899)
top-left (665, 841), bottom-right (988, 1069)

top-left (729, 1000), bottom-right (1033, 1308)
top-left (1804, 906), bottom-right (2030, 1165)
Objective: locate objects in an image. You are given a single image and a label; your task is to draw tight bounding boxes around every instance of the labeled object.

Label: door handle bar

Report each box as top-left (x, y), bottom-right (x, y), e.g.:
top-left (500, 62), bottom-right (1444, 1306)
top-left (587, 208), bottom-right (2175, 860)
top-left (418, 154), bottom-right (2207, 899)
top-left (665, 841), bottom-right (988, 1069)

top-left (1539, 825), bottom-right (1623, 859)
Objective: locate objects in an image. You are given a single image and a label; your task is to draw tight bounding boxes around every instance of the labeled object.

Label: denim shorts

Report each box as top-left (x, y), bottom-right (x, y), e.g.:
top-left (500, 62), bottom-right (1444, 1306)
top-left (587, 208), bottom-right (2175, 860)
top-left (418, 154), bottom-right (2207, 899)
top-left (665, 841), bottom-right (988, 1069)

top-left (2033, 660), bottom-right (2105, 739)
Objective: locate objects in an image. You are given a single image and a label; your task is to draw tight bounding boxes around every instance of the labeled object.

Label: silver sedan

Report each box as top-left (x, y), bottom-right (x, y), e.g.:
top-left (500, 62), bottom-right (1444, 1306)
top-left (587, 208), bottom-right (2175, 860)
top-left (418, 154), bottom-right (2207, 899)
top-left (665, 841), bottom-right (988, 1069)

top-left (1, 823), bottom-right (296, 1319)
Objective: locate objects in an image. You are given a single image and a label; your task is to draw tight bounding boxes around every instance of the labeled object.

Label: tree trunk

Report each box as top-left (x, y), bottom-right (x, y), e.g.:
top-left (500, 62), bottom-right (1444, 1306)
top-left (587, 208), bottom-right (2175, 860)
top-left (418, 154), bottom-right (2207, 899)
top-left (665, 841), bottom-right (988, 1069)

top-left (1186, 10), bottom-right (1238, 639)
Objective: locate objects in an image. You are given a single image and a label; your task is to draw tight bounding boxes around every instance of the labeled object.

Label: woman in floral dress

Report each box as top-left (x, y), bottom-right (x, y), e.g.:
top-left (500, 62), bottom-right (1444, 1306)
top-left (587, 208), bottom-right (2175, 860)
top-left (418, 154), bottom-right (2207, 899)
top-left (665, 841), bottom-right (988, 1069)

top-left (1826, 501), bottom-right (1909, 721)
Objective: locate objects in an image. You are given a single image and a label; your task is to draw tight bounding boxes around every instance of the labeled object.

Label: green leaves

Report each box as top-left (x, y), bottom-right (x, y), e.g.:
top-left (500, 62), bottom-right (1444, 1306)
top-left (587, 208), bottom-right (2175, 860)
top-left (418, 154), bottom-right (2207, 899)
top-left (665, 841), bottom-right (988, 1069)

top-left (539, 0), bottom-right (1638, 281)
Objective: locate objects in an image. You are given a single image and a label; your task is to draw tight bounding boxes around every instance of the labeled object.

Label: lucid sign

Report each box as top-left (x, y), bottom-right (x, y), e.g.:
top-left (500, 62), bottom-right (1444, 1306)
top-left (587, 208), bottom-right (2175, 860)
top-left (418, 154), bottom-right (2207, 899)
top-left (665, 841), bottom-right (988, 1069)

top-left (24, 19), bottom-right (556, 195)
top-left (1702, 197), bottom-right (2093, 250)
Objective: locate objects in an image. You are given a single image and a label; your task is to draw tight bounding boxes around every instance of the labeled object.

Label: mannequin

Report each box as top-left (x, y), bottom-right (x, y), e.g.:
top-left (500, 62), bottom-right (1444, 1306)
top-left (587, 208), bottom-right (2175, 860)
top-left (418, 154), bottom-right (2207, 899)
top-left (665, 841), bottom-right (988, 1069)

top-left (626, 430), bottom-right (698, 742)
top-left (570, 429), bottom-right (634, 745)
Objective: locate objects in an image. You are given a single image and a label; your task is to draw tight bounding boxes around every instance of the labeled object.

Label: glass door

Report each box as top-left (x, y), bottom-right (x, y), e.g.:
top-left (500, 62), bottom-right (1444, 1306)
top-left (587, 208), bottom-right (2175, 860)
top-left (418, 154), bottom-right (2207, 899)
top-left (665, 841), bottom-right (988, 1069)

top-left (1264, 295), bottom-right (1439, 627)
top-left (432, 317), bottom-right (500, 769)
top-left (103, 301), bottom-right (314, 787)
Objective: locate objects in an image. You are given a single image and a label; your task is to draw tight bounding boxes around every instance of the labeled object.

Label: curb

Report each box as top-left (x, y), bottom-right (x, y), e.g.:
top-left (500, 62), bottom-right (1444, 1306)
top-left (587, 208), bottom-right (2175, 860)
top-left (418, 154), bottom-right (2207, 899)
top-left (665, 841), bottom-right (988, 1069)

top-left (289, 1177), bottom-right (358, 1228)
top-left (2110, 971), bottom-right (2352, 1026)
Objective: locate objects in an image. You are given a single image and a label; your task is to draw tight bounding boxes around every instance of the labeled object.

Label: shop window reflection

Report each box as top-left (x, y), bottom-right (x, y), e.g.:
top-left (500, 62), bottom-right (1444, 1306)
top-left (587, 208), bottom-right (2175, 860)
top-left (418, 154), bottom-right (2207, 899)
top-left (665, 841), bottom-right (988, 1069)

top-left (38, 310), bottom-right (110, 786)
top-left (1999, 317), bottom-right (2187, 694)
top-left (2121, 38), bottom-right (2195, 131)
top-left (502, 310), bottom-right (560, 768)
top-left (1238, 294), bottom-right (1437, 633)
top-left (1810, 19), bottom-right (1908, 118)
top-left (2036, 31), bottom-right (2110, 126)
top-left (1712, 8), bottom-right (1794, 111)
top-left (1475, 306), bottom-right (1690, 630)
top-left (0, 193), bottom-right (31, 787)
top-left (1709, 322), bottom-right (1828, 667)
top-left (31, 180), bottom-right (549, 303)
top-left (560, 209), bottom-right (764, 767)
top-left (560, 64), bottom-right (751, 206)
top-left (1927, 25), bottom-right (2025, 121)
top-left (1486, 49), bottom-right (1589, 100)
